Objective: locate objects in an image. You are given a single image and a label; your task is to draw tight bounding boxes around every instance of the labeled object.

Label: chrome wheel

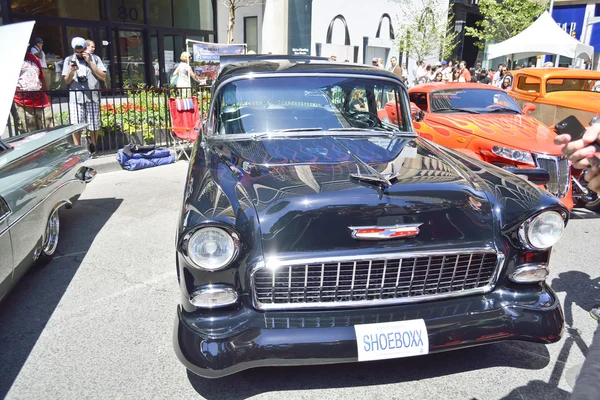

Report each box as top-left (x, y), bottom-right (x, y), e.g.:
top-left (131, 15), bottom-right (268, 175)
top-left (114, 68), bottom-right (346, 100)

top-left (42, 208), bottom-right (60, 256)
top-left (574, 171), bottom-right (600, 212)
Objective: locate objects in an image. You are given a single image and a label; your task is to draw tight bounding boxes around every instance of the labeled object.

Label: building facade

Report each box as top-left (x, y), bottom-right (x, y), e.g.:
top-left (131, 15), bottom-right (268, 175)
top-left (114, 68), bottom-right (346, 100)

top-left (1, 0), bottom-right (218, 88)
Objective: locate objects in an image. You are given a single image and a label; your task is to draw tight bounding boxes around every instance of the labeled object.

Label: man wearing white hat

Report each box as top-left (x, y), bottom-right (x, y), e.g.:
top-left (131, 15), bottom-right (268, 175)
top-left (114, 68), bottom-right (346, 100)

top-left (63, 36), bottom-right (106, 155)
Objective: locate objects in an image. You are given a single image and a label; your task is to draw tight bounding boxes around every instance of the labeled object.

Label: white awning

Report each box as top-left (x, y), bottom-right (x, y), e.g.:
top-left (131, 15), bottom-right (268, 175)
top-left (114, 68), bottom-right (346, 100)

top-left (487, 12), bottom-right (594, 61)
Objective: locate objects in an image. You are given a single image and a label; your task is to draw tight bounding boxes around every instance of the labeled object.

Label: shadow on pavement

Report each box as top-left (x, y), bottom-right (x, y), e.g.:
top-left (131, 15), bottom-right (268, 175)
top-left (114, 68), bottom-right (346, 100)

top-left (0, 198), bottom-right (122, 399)
top-left (187, 340), bottom-right (552, 399)
top-left (551, 271), bottom-right (600, 327)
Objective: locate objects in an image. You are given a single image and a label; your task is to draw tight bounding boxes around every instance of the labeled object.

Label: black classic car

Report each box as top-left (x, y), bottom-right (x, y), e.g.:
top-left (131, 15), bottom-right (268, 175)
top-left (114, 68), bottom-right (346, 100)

top-left (174, 57), bottom-right (567, 378)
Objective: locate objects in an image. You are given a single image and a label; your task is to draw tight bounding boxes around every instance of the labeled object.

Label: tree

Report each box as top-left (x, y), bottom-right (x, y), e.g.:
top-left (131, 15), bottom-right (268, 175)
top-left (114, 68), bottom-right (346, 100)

top-left (392, 0), bottom-right (457, 64)
top-left (465, 0), bottom-right (548, 50)
top-left (219, 0), bottom-right (265, 44)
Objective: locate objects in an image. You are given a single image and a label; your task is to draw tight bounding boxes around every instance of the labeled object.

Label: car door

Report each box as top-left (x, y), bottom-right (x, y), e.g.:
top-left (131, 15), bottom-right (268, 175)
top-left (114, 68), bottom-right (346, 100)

top-left (0, 196), bottom-right (13, 301)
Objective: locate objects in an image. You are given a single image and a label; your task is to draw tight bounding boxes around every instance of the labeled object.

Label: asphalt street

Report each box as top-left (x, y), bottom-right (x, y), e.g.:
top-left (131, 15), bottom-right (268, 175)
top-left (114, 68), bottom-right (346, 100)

top-left (1, 161), bottom-right (599, 400)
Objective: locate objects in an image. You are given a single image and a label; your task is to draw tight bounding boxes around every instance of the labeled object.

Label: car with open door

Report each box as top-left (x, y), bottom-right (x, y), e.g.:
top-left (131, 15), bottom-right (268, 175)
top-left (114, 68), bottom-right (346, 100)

top-left (174, 57), bottom-right (567, 378)
top-left (0, 21), bottom-right (95, 302)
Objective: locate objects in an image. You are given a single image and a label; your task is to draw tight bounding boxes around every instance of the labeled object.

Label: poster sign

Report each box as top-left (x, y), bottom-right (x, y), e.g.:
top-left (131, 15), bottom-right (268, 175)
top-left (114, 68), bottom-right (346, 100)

top-left (190, 42), bottom-right (246, 85)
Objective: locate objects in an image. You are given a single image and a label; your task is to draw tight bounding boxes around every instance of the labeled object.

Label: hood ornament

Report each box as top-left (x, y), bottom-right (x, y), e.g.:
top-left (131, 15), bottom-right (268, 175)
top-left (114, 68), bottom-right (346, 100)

top-left (349, 224), bottom-right (423, 240)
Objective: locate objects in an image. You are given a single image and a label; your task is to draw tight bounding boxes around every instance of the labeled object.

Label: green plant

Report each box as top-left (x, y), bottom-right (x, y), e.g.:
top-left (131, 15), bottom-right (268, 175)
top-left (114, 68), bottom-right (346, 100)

top-left (54, 111), bottom-right (70, 126)
top-left (465, 0), bottom-right (548, 50)
top-left (100, 90), bottom-right (168, 142)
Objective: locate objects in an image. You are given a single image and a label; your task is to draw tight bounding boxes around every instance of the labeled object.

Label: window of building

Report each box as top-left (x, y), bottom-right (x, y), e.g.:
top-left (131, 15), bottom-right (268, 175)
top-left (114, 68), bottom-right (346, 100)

top-left (148, 0), bottom-right (172, 26)
top-left (174, 0), bottom-right (213, 30)
top-left (110, 0), bottom-right (144, 24)
top-left (244, 16), bottom-right (258, 53)
top-left (12, 0), bottom-right (101, 20)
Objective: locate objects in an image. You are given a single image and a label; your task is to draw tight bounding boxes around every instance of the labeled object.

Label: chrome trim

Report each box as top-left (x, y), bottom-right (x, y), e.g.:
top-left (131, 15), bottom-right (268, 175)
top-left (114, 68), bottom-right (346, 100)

top-left (509, 263), bottom-right (549, 283)
top-left (0, 196), bottom-right (11, 225)
top-left (180, 226), bottom-right (240, 271)
top-left (251, 249), bottom-right (505, 310)
top-left (348, 223), bottom-right (423, 240)
top-left (190, 285), bottom-right (239, 309)
top-left (0, 179), bottom-right (84, 239)
top-left (533, 153), bottom-right (570, 198)
top-left (75, 166), bottom-right (97, 183)
top-left (518, 211), bottom-right (566, 251)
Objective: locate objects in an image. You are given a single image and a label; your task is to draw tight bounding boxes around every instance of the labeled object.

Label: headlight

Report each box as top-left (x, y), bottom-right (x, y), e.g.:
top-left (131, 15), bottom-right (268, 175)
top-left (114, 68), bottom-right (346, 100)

top-left (491, 146), bottom-right (534, 165)
top-left (518, 211), bottom-right (565, 250)
top-left (187, 227), bottom-right (238, 271)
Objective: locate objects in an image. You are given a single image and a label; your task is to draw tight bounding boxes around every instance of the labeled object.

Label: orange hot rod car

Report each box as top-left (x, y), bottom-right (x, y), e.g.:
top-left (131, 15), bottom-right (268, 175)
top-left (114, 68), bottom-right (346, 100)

top-left (507, 67), bottom-right (600, 129)
top-left (401, 83), bottom-right (575, 210)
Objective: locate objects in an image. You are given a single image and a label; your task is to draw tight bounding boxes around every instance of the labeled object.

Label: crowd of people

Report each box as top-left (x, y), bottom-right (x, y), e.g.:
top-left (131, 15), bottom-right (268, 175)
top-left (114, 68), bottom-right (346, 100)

top-left (411, 59), bottom-right (515, 90)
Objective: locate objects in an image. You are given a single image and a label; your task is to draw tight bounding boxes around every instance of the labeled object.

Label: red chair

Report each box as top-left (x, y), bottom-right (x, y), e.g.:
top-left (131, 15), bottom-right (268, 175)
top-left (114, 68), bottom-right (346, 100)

top-left (168, 97), bottom-right (201, 161)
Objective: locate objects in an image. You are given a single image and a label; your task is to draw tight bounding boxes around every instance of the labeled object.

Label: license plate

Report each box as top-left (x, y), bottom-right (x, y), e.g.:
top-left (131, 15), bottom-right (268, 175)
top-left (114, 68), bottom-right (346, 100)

top-left (354, 319), bottom-right (429, 362)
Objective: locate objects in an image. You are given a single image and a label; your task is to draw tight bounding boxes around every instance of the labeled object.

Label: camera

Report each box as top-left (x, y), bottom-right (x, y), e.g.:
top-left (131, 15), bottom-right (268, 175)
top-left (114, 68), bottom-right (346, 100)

top-left (77, 75), bottom-right (88, 83)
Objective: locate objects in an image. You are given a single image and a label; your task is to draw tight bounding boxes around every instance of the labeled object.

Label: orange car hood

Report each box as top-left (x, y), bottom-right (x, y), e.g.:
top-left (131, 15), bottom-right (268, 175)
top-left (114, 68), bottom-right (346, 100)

top-left (543, 91), bottom-right (600, 113)
top-left (425, 113), bottom-right (562, 153)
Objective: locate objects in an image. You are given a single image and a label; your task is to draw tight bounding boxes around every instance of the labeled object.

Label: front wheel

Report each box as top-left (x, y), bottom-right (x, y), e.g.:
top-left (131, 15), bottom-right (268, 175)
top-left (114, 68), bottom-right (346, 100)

top-left (37, 208), bottom-right (60, 266)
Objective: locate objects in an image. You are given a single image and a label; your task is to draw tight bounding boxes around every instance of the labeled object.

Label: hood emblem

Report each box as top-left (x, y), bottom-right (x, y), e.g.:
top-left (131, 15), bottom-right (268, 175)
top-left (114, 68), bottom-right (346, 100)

top-left (349, 224), bottom-right (423, 240)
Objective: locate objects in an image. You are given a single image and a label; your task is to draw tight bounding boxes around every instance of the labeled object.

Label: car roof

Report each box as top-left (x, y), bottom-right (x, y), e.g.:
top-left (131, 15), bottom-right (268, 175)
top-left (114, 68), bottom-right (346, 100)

top-left (510, 67), bottom-right (600, 80)
top-left (408, 82), bottom-right (501, 93)
top-left (214, 58), bottom-right (404, 88)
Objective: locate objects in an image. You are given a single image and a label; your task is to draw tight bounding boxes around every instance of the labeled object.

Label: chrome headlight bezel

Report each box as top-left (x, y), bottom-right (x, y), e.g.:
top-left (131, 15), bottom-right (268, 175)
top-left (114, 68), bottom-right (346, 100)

top-left (491, 145), bottom-right (535, 166)
top-left (518, 211), bottom-right (566, 250)
top-left (182, 226), bottom-right (240, 271)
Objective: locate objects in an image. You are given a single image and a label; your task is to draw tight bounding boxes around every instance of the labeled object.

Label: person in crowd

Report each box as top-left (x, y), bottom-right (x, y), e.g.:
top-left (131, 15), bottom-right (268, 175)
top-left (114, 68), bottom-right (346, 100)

top-left (493, 63), bottom-right (506, 87)
top-left (63, 36), bottom-right (106, 155)
top-left (425, 64), bottom-right (433, 82)
top-left (349, 89), bottom-right (368, 112)
top-left (389, 56), bottom-right (403, 79)
top-left (372, 57), bottom-right (379, 67)
top-left (554, 123), bottom-right (600, 399)
top-left (451, 69), bottom-right (465, 82)
top-left (344, 59), bottom-right (350, 63)
top-left (441, 60), bottom-right (452, 82)
top-left (378, 57), bottom-right (384, 68)
top-left (329, 55), bottom-right (337, 62)
top-left (500, 75), bottom-right (512, 90)
top-left (433, 72), bottom-right (443, 82)
top-left (469, 67), bottom-right (477, 82)
top-left (458, 61), bottom-right (471, 82)
top-left (478, 69), bottom-right (491, 85)
top-left (14, 47), bottom-right (53, 133)
top-left (86, 39), bottom-right (95, 54)
top-left (416, 60), bottom-right (428, 84)
top-left (30, 37), bottom-right (47, 69)
top-left (475, 62), bottom-right (482, 75)
top-left (173, 51), bottom-right (201, 97)
top-left (543, 61), bottom-right (554, 67)
top-left (401, 62), bottom-right (409, 84)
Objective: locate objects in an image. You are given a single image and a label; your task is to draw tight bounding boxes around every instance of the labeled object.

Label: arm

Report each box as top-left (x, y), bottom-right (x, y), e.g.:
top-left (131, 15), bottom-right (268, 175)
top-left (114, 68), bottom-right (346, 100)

top-left (84, 54), bottom-right (106, 82)
top-left (63, 57), bottom-right (77, 85)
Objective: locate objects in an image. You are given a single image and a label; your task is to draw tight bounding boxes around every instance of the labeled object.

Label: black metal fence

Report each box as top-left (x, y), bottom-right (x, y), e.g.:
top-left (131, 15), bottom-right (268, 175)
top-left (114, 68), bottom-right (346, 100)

top-left (6, 86), bottom-right (211, 152)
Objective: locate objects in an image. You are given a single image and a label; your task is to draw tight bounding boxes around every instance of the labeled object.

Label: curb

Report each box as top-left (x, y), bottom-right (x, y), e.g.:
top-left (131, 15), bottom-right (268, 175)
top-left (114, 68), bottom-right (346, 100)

top-left (84, 149), bottom-right (178, 174)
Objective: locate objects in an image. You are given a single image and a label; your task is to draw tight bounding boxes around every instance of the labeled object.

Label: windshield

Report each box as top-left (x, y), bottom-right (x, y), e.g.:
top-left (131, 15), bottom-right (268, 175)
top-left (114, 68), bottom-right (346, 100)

top-left (430, 88), bottom-right (521, 114)
top-left (546, 78), bottom-right (600, 93)
top-left (213, 76), bottom-right (411, 135)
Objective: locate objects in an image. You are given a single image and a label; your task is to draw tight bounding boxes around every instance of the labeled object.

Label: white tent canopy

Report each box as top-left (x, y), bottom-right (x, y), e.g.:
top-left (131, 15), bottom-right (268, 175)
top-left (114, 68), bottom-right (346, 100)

top-left (486, 12), bottom-right (594, 61)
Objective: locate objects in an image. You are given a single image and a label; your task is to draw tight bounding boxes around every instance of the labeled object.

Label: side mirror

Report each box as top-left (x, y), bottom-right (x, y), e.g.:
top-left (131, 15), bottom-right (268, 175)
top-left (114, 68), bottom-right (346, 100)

top-left (503, 167), bottom-right (550, 185)
top-left (410, 102), bottom-right (425, 122)
top-left (522, 102), bottom-right (537, 114)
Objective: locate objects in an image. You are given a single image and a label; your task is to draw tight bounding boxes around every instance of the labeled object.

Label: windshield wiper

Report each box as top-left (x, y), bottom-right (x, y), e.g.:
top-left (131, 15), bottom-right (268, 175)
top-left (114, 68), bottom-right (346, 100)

top-left (486, 107), bottom-right (521, 114)
top-left (273, 127), bottom-right (322, 132)
top-left (433, 108), bottom-right (480, 114)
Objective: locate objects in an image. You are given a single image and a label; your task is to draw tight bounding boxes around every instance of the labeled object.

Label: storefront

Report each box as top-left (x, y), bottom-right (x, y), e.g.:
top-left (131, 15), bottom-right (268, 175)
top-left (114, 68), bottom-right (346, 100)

top-left (1, 0), bottom-right (218, 88)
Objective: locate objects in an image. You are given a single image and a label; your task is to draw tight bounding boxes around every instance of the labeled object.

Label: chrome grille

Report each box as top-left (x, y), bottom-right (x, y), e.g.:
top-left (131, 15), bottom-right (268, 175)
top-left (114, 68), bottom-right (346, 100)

top-left (535, 154), bottom-right (570, 198)
top-left (253, 252), bottom-right (501, 310)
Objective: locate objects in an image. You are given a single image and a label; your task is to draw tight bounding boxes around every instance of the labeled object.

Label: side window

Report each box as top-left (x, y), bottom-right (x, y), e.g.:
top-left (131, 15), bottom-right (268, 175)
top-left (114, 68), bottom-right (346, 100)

top-left (516, 75), bottom-right (541, 93)
top-left (409, 92), bottom-right (428, 111)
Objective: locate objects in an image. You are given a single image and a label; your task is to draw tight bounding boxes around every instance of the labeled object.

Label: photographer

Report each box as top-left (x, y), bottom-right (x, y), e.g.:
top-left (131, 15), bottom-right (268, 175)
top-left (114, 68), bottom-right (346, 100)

top-left (555, 123), bottom-right (600, 400)
top-left (63, 37), bottom-right (106, 155)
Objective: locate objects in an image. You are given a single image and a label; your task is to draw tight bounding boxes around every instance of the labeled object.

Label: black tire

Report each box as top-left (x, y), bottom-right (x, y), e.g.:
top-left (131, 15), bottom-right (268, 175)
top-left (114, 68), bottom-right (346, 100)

top-left (36, 208), bottom-right (60, 266)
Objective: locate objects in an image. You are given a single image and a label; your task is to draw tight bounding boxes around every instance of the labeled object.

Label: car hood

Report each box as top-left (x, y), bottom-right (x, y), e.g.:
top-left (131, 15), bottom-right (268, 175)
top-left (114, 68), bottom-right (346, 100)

top-left (203, 135), bottom-right (501, 257)
top-left (543, 91), bottom-right (600, 113)
top-left (0, 21), bottom-right (36, 135)
top-left (424, 113), bottom-right (562, 153)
